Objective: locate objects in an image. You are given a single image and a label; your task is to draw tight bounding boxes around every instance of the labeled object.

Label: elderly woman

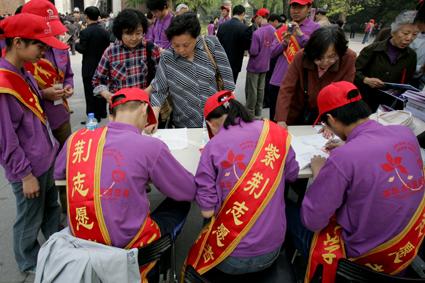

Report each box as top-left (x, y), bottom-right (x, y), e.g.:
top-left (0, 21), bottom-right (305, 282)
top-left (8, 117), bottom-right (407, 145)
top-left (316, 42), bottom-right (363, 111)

top-left (355, 10), bottom-right (419, 112)
top-left (148, 13), bottom-right (235, 130)
top-left (274, 26), bottom-right (357, 126)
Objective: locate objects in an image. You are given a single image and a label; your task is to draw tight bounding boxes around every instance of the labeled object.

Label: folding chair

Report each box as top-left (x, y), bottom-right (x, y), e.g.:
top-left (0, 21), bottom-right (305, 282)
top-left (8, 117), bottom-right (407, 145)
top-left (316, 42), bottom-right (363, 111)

top-left (333, 258), bottom-right (425, 283)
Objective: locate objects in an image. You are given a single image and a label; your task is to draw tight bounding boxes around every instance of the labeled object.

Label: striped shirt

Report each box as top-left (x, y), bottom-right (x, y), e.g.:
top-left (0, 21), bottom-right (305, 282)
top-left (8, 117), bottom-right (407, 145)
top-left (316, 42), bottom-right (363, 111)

top-left (92, 39), bottom-right (161, 95)
top-left (151, 36), bottom-right (235, 128)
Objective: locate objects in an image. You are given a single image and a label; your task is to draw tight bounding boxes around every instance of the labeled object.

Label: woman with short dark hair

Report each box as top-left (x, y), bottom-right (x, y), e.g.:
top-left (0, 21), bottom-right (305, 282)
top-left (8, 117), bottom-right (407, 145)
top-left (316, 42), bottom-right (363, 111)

top-left (274, 26), bottom-right (357, 126)
top-left (148, 13), bottom-right (235, 130)
top-left (92, 9), bottom-right (160, 103)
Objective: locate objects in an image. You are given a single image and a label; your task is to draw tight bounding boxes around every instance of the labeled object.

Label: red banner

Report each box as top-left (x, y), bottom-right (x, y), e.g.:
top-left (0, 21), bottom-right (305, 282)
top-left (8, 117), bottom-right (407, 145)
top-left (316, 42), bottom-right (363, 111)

top-left (0, 68), bottom-right (46, 125)
top-left (25, 58), bottom-right (70, 111)
top-left (184, 120), bottom-right (291, 275)
top-left (274, 25), bottom-right (301, 64)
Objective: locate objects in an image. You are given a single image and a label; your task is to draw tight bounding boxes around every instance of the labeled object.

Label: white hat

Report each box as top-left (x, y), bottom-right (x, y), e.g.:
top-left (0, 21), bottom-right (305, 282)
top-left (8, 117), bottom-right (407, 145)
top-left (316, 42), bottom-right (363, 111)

top-left (176, 3), bottom-right (189, 13)
top-left (73, 7), bottom-right (80, 12)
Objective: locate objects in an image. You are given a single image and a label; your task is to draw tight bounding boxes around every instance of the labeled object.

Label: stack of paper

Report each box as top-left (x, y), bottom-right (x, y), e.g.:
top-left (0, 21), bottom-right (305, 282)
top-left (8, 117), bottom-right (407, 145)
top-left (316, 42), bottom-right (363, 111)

top-left (291, 134), bottom-right (329, 169)
top-left (151, 128), bottom-right (188, 150)
top-left (404, 90), bottom-right (425, 122)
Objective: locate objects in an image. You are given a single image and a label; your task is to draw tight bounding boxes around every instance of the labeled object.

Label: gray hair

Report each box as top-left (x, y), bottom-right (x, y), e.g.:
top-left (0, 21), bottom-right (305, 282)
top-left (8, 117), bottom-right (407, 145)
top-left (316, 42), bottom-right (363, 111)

top-left (391, 10), bottom-right (418, 33)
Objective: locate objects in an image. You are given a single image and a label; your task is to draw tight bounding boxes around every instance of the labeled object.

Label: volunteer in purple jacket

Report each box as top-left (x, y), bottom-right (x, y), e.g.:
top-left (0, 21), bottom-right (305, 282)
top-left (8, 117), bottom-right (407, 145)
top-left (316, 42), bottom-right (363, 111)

top-left (269, 0), bottom-right (319, 117)
top-left (0, 13), bottom-right (67, 273)
top-left (294, 82), bottom-right (424, 278)
top-left (22, 0), bottom-right (74, 148)
top-left (245, 8), bottom-right (276, 118)
top-left (54, 88), bottom-right (196, 256)
top-left (146, 0), bottom-right (174, 49)
top-left (186, 90), bottom-right (299, 276)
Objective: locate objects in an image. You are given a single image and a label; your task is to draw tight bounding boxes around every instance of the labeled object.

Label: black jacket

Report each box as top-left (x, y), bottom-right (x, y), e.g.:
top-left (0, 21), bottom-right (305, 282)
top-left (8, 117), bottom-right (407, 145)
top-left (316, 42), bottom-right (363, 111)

top-left (76, 23), bottom-right (111, 78)
top-left (217, 18), bottom-right (252, 76)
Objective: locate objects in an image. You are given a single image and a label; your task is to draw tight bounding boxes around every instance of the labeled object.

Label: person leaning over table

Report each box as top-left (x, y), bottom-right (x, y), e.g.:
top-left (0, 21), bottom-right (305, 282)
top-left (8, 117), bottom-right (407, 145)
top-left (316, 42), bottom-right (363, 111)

top-left (54, 88), bottom-right (196, 282)
top-left (355, 10), bottom-right (419, 112)
top-left (184, 90), bottom-right (299, 277)
top-left (287, 81), bottom-right (425, 282)
top-left (146, 13), bottom-right (235, 132)
top-left (274, 26), bottom-right (356, 127)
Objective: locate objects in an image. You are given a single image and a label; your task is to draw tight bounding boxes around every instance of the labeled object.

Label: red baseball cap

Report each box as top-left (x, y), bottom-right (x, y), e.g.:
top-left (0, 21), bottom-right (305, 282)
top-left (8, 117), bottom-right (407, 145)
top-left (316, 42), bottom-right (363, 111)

top-left (313, 81), bottom-right (362, 125)
top-left (110, 88), bottom-right (157, 126)
top-left (204, 90), bottom-right (235, 138)
top-left (22, 0), bottom-right (68, 36)
top-left (256, 8), bottom-right (270, 18)
top-left (0, 14), bottom-right (68, 50)
top-left (289, 0), bottom-right (313, 5)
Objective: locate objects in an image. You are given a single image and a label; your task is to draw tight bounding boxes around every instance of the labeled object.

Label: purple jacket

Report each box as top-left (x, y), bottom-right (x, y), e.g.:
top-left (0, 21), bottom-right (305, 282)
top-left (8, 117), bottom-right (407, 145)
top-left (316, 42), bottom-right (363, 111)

top-left (54, 122), bottom-right (196, 248)
top-left (0, 58), bottom-right (57, 181)
top-left (302, 120), bottom-right (424, 258)
top-left (40, 48), bottom-right (74, 130)
top-left (195, 120), bottom-right (299, 257)
top-left (247, 23), bottom-right (276, 73)
top-left (145, 12), bottom-right (173, 49)
top-left (269, 18), bottom-right (320, 87)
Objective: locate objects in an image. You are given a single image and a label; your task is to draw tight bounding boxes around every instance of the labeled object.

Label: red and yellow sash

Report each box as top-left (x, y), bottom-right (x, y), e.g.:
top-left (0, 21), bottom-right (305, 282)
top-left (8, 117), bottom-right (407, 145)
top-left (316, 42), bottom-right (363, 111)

top-left (305, 190), bottom-right (425, 283)
top-left (66, 127), bottom-right (161, 282)
top-left (275, 25), bottom-right (301, 64)
top-left (25, 58), bottom-right (70, 111)
top-left (184, 120), bottom-right (291, 276)
top-left (0, 68), bottom-right (46, 125)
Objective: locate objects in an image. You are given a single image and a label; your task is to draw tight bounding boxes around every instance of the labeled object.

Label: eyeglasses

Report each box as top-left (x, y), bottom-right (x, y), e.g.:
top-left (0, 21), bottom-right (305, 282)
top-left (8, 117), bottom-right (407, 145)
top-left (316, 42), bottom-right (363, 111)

top-left (314, 55), bottom-right (339, 64)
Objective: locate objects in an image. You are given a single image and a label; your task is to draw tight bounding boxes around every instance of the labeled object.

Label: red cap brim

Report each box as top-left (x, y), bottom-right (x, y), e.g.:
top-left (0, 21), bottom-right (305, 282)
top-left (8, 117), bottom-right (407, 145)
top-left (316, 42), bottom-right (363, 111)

top-left (50, 20), bottom-right (68, 36)
top-left (146, 104), bottom-right (157, 127)
top-left (39, 36), bottom-right (69, 50)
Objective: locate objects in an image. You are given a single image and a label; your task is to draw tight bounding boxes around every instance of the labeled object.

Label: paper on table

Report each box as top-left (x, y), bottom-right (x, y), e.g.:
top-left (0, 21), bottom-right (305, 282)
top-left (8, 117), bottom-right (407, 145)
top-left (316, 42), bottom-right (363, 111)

top-left (291, 134), bottom-right (329, 169)
top-left (152, 128), bottom-right (188, 150)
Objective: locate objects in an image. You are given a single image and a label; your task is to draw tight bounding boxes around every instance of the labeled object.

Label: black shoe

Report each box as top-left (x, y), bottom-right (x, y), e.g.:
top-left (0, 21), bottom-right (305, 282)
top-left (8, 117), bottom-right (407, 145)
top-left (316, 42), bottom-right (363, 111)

top-left (80, 121), bottom-right (86, 125)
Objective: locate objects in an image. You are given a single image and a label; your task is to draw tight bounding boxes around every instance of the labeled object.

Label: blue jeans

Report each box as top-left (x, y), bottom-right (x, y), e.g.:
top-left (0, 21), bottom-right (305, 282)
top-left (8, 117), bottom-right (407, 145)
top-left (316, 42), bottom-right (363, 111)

top-left (216, 247), bottom-right (281, 275)
top-left (286, 202), bottom-right (314, 259)
top-left (11, 167), bottom-right (61, 272)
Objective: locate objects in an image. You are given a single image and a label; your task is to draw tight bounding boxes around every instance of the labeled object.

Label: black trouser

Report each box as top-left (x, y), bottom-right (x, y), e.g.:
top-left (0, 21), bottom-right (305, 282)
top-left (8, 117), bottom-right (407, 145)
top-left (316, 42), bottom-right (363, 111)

top-left (147, 198), bottom-right (191, 283)
top-left (83, 76), bottom-right (107, 122)
top-left (268, 84), bottom-right (280, 122)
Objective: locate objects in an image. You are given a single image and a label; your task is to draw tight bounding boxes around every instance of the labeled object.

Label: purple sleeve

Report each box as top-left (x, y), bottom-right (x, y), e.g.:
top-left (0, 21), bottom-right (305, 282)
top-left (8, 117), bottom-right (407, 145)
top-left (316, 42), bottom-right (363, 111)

top-left (145, 26), bottom-right (153, 42)
top-left (0, 95), bottom-right (32, 179)
top-left (249, 30), bottom-right (261, 56)
top-left (63, 52), bottom-right (74, 88)
top-left (301, 158), bottom-right (349, 231)
top-left (271, 39), bottom-right (287, 58)
top-left (284, 147), bottom-right (299, 183)
top-left (194, 145), bottom-right (218, 211)
top-left (296, 34), bottom-right (309, 48)
top-left (54, 142), bottom-right (67, 180)
top-left (149, 142), bottom-right (196, 201)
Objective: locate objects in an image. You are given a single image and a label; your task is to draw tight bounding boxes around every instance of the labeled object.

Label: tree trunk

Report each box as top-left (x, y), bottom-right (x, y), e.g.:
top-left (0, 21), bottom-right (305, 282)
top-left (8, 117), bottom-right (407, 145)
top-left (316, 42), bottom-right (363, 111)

top-left (282, 0), bottom-right (289, 16)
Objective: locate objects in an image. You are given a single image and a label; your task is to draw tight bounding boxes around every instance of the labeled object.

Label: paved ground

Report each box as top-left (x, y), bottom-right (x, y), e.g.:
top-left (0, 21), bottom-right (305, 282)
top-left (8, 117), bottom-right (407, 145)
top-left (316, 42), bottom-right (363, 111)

top-left (0, 34), bottom-right (368, 283)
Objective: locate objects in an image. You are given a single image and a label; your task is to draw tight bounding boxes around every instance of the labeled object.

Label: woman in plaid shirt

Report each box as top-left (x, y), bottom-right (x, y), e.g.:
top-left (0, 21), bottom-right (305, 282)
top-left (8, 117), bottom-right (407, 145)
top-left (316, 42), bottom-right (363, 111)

top-left (92, 9), bottom-right (161, 103)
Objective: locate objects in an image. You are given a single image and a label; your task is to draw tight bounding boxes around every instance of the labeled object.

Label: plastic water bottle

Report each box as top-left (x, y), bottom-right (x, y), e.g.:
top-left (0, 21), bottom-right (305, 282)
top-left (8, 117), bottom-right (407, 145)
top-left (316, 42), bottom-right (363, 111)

top-left (86, 113), bottom-right (98, 131)
top-left (202, 119), bottom-right (209, 146)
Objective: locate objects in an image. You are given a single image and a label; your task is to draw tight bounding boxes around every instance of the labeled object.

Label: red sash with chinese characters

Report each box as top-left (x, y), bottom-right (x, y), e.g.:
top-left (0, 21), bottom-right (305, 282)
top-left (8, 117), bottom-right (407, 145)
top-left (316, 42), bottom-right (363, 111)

top-left (274, 25), bottom-right (300, 64)
top-left (0, 68), bottom-right (47, 125)
top-left (66, 127), bottom-right (161, 282)
top-left (25, 58), bottom-right (70, 111)
top-left (184, 120), bottom-right (291, 275)
top-left (305, 190), bottom-right (425, 283)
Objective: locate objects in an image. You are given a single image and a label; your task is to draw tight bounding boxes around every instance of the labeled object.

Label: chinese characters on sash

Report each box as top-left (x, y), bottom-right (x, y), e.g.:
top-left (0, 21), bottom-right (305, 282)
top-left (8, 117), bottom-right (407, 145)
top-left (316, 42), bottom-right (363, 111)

top-left (184, 120), bottom-right (291, 275)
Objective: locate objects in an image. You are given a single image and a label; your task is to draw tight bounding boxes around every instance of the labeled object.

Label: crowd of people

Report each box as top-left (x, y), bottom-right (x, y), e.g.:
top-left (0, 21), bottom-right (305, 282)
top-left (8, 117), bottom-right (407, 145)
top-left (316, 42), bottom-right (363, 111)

top-left (1, 0), bottom-right (425, 282)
